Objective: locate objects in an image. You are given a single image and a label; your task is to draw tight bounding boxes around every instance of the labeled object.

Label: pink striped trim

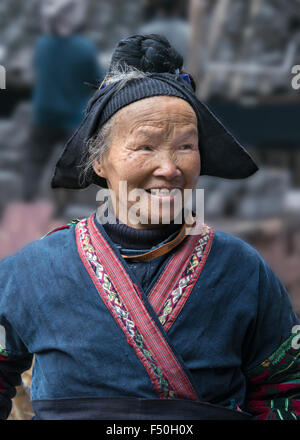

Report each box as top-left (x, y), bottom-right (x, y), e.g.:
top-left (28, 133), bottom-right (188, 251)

top-left (0, 353), bottom-right (8, 393)
top-left (153, 227), bottom-right (214, 332)
top-left (75, 220), bottom-right (170, 398)
top-left (86, 215), bottom-right (198, 401)
top-left (147, 233), bottom-right (200, 310)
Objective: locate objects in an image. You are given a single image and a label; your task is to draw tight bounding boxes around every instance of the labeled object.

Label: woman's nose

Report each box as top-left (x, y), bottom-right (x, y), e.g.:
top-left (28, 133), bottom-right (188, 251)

top-left (152, 153), bottom-right (181, 180)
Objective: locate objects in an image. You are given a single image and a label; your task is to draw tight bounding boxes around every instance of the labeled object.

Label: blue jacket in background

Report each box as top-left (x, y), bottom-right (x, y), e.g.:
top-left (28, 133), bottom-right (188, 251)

top-left (32, 34), bottom-right (105, 130)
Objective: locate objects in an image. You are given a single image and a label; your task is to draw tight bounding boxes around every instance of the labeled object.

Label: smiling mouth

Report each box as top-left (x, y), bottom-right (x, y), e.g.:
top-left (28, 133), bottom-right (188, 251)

top-left (145, 188), bottom-right (181, 197)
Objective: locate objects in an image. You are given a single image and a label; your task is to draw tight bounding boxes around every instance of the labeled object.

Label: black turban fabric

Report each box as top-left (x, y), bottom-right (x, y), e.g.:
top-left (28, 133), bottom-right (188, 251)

top-left (51, 34), bottom-right (258, 190)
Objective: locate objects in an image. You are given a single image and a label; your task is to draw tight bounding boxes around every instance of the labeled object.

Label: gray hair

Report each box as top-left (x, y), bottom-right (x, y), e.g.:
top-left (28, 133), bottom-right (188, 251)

top-left (81, 65), bottom-right (146, 184)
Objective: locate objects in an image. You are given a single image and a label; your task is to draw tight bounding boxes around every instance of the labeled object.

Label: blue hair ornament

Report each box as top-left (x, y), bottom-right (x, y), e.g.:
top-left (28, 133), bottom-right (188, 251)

top-left (180, 73), bottom-right (191, 85)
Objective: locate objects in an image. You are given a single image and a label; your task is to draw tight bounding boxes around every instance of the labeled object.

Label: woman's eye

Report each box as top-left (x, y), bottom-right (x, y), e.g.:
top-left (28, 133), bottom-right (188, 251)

top-left (139, 145), bottom-right (152, 151)
top-left (180, 144), bottom-right (193, 150)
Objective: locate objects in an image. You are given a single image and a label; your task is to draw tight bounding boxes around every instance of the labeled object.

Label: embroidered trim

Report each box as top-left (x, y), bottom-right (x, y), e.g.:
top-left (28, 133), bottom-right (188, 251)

top-left (246, 333), bottom-right (300, 382)
top-left (76, 219), bottom-right (177, 399)
top-left (149, 226), bottom-right (213, 331)
top-left (87, 215), bottom-right (200, 401)
top-left (245, 333), bottom-right (300, 419)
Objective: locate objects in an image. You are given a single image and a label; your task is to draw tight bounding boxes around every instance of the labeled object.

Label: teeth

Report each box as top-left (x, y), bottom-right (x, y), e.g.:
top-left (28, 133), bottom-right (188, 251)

top-left (150, 188), bottom-right (171, 196)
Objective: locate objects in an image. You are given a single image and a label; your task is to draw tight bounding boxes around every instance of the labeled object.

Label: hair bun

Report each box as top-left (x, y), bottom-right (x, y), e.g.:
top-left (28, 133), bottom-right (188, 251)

top-left (109, 34), bottom-right (183, 74)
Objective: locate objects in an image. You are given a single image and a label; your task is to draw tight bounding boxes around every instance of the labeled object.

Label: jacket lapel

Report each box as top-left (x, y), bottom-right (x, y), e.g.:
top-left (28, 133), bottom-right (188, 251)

top-left (75, 214), bottom-right (213, 401)
top-left (148, 225), bottom-right (214, 331)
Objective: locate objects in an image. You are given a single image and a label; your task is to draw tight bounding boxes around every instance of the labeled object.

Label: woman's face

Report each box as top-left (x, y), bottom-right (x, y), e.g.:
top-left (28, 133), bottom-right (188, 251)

top-left (93, 96), bottom-right (200, 229)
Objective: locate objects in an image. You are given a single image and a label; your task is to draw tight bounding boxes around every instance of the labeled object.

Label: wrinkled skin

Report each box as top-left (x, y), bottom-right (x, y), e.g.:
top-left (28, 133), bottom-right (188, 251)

top-left (93, 96), bottom-right (200, 229)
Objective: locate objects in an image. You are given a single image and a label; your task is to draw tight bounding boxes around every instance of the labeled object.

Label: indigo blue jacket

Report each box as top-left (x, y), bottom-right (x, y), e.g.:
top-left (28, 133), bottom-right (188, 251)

top-left (0, 217), bottom-right (300, 420)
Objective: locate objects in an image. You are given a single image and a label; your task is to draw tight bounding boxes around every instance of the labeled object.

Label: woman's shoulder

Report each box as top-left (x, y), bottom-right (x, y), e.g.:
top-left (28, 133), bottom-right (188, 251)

top-left (0, 222), bottom-right (78, 272)
top-left (207, 228), bottom-right (290, 307)
top-left (211, 227), bottom-right (261, 257)
top-left (209, 227), bottom-right (269, 273)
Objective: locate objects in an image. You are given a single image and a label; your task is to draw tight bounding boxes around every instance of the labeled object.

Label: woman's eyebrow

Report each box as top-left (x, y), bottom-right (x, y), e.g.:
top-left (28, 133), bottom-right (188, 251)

top-left (134, 126), bottom-right (164, 137)
top-left (134, 127), bottom-right (198, 139)
top-left (177, 128), bottom-right (198, 140)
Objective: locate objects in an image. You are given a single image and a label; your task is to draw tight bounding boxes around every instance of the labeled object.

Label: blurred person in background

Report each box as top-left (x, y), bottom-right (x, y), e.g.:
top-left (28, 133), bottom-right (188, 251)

top-left (22, 0), bottom-right (105, 216)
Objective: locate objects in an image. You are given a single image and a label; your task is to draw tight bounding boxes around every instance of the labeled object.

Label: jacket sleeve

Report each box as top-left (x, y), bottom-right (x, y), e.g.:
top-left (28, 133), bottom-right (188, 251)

top-left (0, 319), bottom-right (33, 419)
top-left (0, 253), bottom-right (34, 420)
top-left (243, 259), bottom-right (300, 420)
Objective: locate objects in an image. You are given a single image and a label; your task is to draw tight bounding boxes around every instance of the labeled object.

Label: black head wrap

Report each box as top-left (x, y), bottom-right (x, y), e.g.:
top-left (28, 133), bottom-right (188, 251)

top-left (51, 34), bottom-right (258, 189)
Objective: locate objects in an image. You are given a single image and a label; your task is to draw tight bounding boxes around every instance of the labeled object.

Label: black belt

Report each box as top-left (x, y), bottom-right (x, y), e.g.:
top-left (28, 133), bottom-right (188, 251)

top-left (32, 397), bottom-right (253, 420)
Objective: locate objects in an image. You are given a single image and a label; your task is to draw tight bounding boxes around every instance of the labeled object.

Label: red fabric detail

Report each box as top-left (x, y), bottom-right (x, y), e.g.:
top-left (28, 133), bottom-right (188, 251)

top-left (0, 355), bottom-right (7, 393)
top-left (249, 370), bottom-right (270, 384)
top-left (147, 233), bottom-right (199, 309)
top-left (248, 398), bottom-right (300, 419)
top-left (75, 220), bottom-right (166, 399)
top-left (46, 225), bottom-right (71, 236)
top-left (164, 229), bottom-right (214, 333)
top-left (290, 399), bottom-right (300, 414)
top-left (78, 216), bottom-right (199, 401)
top-left (89, 215), bottom-right (198, 401)
top-left (250, 383), bottom-right (300, 400)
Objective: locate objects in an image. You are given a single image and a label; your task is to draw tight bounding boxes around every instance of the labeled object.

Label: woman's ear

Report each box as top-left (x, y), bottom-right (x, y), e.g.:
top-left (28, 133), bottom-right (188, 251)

top-left (93, 158), bottom-right (106, 179)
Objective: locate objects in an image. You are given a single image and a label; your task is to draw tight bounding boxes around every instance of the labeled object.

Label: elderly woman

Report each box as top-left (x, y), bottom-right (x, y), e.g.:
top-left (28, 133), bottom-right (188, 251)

top-left (1, 35), bottom-right (300, 421)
